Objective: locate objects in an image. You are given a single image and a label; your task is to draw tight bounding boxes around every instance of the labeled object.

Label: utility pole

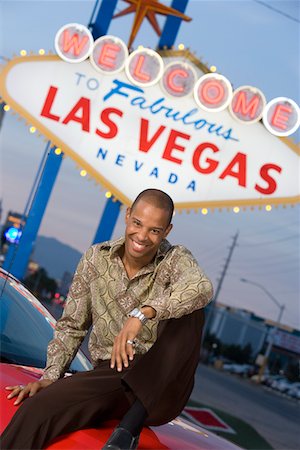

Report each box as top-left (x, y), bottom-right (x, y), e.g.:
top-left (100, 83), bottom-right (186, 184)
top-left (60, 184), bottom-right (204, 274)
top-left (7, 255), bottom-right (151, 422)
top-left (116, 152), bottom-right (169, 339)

top-left (204, 231), bottom-right (239, 336)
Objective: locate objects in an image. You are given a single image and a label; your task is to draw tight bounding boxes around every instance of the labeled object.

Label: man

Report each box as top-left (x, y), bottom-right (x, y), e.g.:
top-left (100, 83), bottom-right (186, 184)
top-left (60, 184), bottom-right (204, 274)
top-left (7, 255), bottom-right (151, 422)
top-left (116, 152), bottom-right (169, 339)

top-left (1, 189), bottom-right (213, 450)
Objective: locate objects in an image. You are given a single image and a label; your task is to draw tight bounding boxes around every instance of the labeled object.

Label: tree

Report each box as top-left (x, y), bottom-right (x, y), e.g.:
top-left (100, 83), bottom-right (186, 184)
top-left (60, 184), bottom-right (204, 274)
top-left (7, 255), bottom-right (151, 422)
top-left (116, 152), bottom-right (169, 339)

top-left (220, 343), bottom-right (253, 364)
top-left (24, 267), bottom-right (58, 298)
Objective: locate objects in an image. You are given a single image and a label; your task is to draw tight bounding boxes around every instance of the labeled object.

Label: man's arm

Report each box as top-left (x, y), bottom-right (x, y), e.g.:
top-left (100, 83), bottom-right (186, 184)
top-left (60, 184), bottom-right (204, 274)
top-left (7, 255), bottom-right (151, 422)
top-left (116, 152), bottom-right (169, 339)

top-left (42, 251), bottom-right (93, 381)
top-left (6, 250), bottom-right (93, 403)
top-left (145, 246), bottom-right (213, 321)
top-left (110, 247), bottom-right (212, 372)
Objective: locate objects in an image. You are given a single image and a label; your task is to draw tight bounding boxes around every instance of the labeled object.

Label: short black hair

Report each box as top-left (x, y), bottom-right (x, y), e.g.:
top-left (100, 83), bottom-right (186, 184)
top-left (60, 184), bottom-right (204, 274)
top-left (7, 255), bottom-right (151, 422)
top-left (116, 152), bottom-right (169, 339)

top-left (131, 189), bottom-right (174, 227)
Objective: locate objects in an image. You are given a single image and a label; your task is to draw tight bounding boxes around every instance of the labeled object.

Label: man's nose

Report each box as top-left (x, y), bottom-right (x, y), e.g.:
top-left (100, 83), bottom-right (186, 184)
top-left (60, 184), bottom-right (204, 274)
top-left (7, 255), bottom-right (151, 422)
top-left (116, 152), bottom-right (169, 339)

top-left (136, 228), bottom-right (148, 242)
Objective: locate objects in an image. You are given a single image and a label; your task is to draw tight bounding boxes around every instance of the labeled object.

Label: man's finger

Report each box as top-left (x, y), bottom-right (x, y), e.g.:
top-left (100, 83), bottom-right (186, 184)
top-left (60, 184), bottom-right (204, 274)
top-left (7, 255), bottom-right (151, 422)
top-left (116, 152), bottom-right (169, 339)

top-left (111, 336), bottom-right (120, 369)
top-left (28, 384), bottom-right (40, 397)
top-left (7, 386), bottom-right (25, 399)
top-left (126, 340), bottom-right (135, 361)
top-left (110, 345), bottom-right (116, 369)
top-left (115, 351), bottom-right (123, 372)
top-left (120, 337), bottom-right (129, 369)
top-left (13, 388), bottom-right (29, 405)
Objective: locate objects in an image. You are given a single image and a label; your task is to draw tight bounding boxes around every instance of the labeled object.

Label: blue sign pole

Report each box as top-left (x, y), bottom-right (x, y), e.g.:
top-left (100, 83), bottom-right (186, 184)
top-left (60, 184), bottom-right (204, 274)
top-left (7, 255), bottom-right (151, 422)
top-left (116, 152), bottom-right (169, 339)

top-left (92, 198), bottom-right (122, 244)
top-left (89, 0), bottom-right (118, 39)
top-left (89, 0), bottom-right (122, 244)
top-left (3, 146), bottom-right (63, 279)
top-left (91, 0), bottom-right (190, 244)
top-left (158, 0), bottom-right (190, 49)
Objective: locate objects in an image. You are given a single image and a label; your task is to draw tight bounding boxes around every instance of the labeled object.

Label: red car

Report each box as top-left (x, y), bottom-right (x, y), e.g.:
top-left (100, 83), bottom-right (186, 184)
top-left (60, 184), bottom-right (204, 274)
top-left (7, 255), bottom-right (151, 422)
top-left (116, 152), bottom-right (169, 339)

top-left (0, 268), bottom-right (239, 449)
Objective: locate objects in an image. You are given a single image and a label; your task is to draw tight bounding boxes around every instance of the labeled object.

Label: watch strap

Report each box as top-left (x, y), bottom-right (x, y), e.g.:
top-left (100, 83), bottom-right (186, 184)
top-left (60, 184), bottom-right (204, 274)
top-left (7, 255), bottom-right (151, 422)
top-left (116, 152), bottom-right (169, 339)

top-left (128, 308), bottom-right (148, 325)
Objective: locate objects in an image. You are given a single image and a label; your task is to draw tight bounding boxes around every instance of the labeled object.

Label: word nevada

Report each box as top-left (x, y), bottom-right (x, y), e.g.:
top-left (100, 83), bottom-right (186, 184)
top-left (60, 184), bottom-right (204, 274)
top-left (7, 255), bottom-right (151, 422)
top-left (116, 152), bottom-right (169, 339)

top-left (55, 23), bottom-right (300, 137)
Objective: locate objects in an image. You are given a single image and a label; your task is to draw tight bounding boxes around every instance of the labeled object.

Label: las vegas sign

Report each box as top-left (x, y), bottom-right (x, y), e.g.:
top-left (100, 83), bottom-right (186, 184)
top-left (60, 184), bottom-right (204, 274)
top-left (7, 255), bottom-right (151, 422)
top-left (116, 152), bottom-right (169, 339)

top-left (0, 24), bottom-right (299, 209)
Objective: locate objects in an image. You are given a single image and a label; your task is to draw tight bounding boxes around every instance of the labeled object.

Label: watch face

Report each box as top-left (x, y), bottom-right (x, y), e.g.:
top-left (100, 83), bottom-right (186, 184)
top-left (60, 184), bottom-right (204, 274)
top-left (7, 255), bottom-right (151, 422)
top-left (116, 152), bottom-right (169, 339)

top-left (129, 308), bottom-right (148, 324)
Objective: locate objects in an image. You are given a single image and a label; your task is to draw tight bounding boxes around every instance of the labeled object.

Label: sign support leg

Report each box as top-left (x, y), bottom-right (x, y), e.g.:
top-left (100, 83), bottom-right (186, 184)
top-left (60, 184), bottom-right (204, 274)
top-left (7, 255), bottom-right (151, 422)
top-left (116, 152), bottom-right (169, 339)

top-left (3, 146), bottom-right (63, 280)
top-left (158, 0), bottom-right (190, 49)
top-left (92, 198), bottom-right (122, 244)
top-left (91, 0), bottom-right (190, 245)
top-left (89, 0), bottom-right (121, 244)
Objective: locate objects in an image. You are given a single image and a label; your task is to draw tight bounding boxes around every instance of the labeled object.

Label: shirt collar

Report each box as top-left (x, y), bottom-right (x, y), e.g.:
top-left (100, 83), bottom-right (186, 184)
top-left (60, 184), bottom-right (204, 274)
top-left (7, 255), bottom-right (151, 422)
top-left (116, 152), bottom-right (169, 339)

top-left (108, 236), bottom-right (172, 267)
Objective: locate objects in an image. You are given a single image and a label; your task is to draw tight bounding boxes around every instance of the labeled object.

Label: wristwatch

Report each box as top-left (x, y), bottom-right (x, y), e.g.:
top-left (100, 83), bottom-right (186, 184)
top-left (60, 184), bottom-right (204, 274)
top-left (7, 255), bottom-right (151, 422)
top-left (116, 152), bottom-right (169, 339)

top-left (128, 308), bottom-right (148, 325)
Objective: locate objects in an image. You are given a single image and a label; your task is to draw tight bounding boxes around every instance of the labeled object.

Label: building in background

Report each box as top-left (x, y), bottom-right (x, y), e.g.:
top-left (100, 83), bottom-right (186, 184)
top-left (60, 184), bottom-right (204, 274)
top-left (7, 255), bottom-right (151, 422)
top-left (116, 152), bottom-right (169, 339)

top-left (209, 303), bottom-right (300, 371)
top-left (59, 271), bottom-right (73, 298)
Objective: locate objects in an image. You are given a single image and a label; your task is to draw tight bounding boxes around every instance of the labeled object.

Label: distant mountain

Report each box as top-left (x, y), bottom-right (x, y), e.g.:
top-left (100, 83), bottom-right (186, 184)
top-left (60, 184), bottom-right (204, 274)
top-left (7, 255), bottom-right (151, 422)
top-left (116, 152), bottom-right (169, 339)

top-left (32, 236), bottom-right (82, 280)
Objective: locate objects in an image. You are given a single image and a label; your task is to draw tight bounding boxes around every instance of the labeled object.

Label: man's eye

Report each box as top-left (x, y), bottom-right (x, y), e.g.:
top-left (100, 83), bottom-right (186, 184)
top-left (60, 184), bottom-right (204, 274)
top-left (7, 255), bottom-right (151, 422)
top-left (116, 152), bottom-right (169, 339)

top-left (152, 229), bottom-right (160, 234)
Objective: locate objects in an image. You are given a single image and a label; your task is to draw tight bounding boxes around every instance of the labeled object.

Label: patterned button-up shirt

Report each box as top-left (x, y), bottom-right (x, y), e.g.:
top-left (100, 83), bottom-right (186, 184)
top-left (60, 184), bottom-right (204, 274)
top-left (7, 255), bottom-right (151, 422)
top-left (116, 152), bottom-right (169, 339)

top-left (43, 237), bottom-right (213, 381)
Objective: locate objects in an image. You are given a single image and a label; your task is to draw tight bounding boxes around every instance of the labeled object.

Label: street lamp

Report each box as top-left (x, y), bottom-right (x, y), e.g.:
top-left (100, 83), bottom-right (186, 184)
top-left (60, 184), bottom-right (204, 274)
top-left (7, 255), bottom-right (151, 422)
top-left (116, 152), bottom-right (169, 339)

top-left (240, 278), bottom-right (285, 325)
top-left (240, 278), bottom-right (285, 378)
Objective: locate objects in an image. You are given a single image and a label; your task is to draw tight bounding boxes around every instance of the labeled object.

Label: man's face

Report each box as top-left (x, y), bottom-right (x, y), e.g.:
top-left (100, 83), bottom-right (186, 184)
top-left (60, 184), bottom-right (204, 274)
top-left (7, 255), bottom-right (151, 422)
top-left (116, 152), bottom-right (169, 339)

top-left (124, 199), bottom-right (172, 264)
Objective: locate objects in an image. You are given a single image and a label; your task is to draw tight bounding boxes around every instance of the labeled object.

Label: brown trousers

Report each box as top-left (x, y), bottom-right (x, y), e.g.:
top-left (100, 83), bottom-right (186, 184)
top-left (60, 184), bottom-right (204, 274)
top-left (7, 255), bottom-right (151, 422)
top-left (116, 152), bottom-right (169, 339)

top-left (1, 309), bottom-right (204, 449)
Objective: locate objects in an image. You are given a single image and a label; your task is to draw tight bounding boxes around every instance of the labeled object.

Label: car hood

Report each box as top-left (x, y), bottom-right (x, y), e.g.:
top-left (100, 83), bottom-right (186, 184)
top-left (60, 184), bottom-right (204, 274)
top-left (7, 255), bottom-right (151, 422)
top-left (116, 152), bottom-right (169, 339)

top-left (0, 363), bottom-right (240, 449)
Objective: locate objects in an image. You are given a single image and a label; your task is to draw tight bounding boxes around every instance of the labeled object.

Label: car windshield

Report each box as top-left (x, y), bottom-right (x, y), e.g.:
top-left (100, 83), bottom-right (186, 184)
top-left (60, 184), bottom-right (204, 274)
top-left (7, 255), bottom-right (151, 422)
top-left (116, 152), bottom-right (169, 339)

top-left (0, 272), bottom-right (92, 373)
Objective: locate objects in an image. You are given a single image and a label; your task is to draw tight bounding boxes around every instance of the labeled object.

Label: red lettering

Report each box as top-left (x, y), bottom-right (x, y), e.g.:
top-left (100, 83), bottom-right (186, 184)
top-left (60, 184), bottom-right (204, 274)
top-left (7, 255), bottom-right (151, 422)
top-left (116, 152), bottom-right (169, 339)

top-left (162, 130), bottom-right (190, 165)
top-left (62, 29), bottom-right (89, 56)
top-left (139, 118), bottom-right (165, 152)
top-left (233, 91), bottom-right (260, 119)
top-left (271, 104), bottom-right (292, 130)
top-left (96, 107), bottom-right (123, 139)
top-left (192, 142), bottom-right (219, 173)
top-left (167, 69), bottom-right (188, 93)
top-left (133, 55), bottom-right (150, 82)
top-left (255, 163), bottom-right (282, 195)
top-left (62, 98), bottom-right (90, 131)
top-left (202, 80), bottom-right (225, 104)
top-left (219, 153), bottom-right (247, 186)
top-left (40, 86), bottom-right (60, 121)
top-left (98, 43), bottom-right (120, 68)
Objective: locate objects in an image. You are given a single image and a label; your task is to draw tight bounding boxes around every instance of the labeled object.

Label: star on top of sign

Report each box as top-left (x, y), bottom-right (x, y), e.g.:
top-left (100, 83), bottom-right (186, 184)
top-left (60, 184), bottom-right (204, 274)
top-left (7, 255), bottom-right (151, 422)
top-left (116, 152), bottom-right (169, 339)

top-left (113, 0), bottom-right (192, 48)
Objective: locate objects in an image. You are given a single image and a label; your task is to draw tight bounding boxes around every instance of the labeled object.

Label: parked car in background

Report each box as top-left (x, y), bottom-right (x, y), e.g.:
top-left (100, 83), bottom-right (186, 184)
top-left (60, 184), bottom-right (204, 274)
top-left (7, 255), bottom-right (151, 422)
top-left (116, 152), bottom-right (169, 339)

top-left (222, 363), bottom-right (254, 377)
top-left (270, 377), bottom-right (292, 392)
top-left (274, 379), bottom-right (295, 393)
top-left (287, 384), bottom-right (300, 400)
top-left (0, 268), bottom-right (240, 449)
top-left (263, 374), bottom-right (285, 387)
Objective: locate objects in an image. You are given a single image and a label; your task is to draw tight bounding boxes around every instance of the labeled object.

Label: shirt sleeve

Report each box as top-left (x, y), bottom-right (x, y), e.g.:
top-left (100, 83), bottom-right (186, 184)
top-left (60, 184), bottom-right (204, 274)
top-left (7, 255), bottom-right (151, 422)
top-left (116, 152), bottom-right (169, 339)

top-left (42, 249), bottom-right (93, 381)
top-left (145, 246), bottom-right (213, 321)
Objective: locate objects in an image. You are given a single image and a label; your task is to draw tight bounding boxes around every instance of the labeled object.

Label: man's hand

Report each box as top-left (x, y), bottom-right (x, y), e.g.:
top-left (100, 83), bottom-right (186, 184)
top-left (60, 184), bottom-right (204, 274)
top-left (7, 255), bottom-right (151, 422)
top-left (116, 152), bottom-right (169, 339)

top-left (111, 317), bottom-right (142, 372)
top-left (5, 379), bottom-right (53, 405)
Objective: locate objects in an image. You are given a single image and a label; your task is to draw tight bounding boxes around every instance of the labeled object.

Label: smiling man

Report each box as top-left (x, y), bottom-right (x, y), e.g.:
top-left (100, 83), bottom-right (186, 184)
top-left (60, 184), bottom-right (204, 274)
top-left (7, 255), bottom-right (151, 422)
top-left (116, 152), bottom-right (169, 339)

top-left (1, 189), bottom-right (213, 450)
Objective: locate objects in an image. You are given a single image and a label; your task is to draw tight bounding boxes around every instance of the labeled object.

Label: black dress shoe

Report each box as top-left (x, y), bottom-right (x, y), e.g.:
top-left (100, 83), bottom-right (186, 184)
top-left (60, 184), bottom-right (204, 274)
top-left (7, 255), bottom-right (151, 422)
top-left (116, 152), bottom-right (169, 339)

top-left (102, 427), bottom-right (140, 450)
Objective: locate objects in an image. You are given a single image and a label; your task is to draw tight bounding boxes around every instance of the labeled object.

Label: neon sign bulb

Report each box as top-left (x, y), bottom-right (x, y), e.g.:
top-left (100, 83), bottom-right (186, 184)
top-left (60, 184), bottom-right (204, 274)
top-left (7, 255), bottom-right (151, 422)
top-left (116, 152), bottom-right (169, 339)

top-left (98, 43), bottom-right (120, 68)
top-left (271, 104), bottom-right (292, 130)
top-left (201, 80), bottom-right (225, 105)
top-left (133, 55), bottom-right (151, 82)
top-left (166, 69), bottom-right (188, 93)
top-left (62, 30), bottom-right (89, 56)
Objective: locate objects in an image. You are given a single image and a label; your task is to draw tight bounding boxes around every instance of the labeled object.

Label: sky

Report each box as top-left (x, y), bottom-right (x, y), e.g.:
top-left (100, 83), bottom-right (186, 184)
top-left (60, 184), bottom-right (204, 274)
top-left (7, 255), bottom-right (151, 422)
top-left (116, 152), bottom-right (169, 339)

top-left (0, 0), bottom-right (299, 330)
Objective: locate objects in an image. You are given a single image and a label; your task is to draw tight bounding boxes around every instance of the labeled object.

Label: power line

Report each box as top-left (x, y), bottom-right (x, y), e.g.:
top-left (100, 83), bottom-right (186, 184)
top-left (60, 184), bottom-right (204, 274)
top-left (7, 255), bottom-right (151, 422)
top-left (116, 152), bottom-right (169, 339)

top-left (230, 254), bottom-right (299, 264)
top-left (241, 220), bottom-right (299, 238)
top-left (239, 234), bottom-right (299, 247)
top-left (253, 0), bottom-right (300, 23)
top-left (228, 265), bottom-right (300, 276)
top-left (204, 231), bottom-right (239, 335)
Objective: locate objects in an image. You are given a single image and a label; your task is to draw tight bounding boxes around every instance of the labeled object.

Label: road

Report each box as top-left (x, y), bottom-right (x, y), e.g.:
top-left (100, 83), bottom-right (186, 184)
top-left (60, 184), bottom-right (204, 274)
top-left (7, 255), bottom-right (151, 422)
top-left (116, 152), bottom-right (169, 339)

top-left (191, 364), bottom-right (300, 450)
top-left (42, 301), bottom-right (299, 449)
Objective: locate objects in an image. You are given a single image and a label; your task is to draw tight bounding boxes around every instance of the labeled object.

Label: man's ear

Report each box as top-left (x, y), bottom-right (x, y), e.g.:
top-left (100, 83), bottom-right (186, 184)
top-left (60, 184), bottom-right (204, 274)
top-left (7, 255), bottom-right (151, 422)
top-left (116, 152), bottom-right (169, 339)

top-left (164, 223), bottom-right (173, 238)
top-left (125, 207), bottom-right (131, 224)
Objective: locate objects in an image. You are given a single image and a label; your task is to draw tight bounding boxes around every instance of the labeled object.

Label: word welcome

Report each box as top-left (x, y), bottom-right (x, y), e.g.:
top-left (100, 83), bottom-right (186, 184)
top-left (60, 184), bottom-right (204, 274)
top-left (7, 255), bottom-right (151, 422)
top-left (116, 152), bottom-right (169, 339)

top-left (54, 23), bottom-right (300, 137)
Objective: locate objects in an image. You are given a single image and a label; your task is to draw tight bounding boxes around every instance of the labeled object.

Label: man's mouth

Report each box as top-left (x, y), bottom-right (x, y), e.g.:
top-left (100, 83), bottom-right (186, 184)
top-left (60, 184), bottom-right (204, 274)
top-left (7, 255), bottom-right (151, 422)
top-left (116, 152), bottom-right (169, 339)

top-left (131, 240), bottom-right (148, 252)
